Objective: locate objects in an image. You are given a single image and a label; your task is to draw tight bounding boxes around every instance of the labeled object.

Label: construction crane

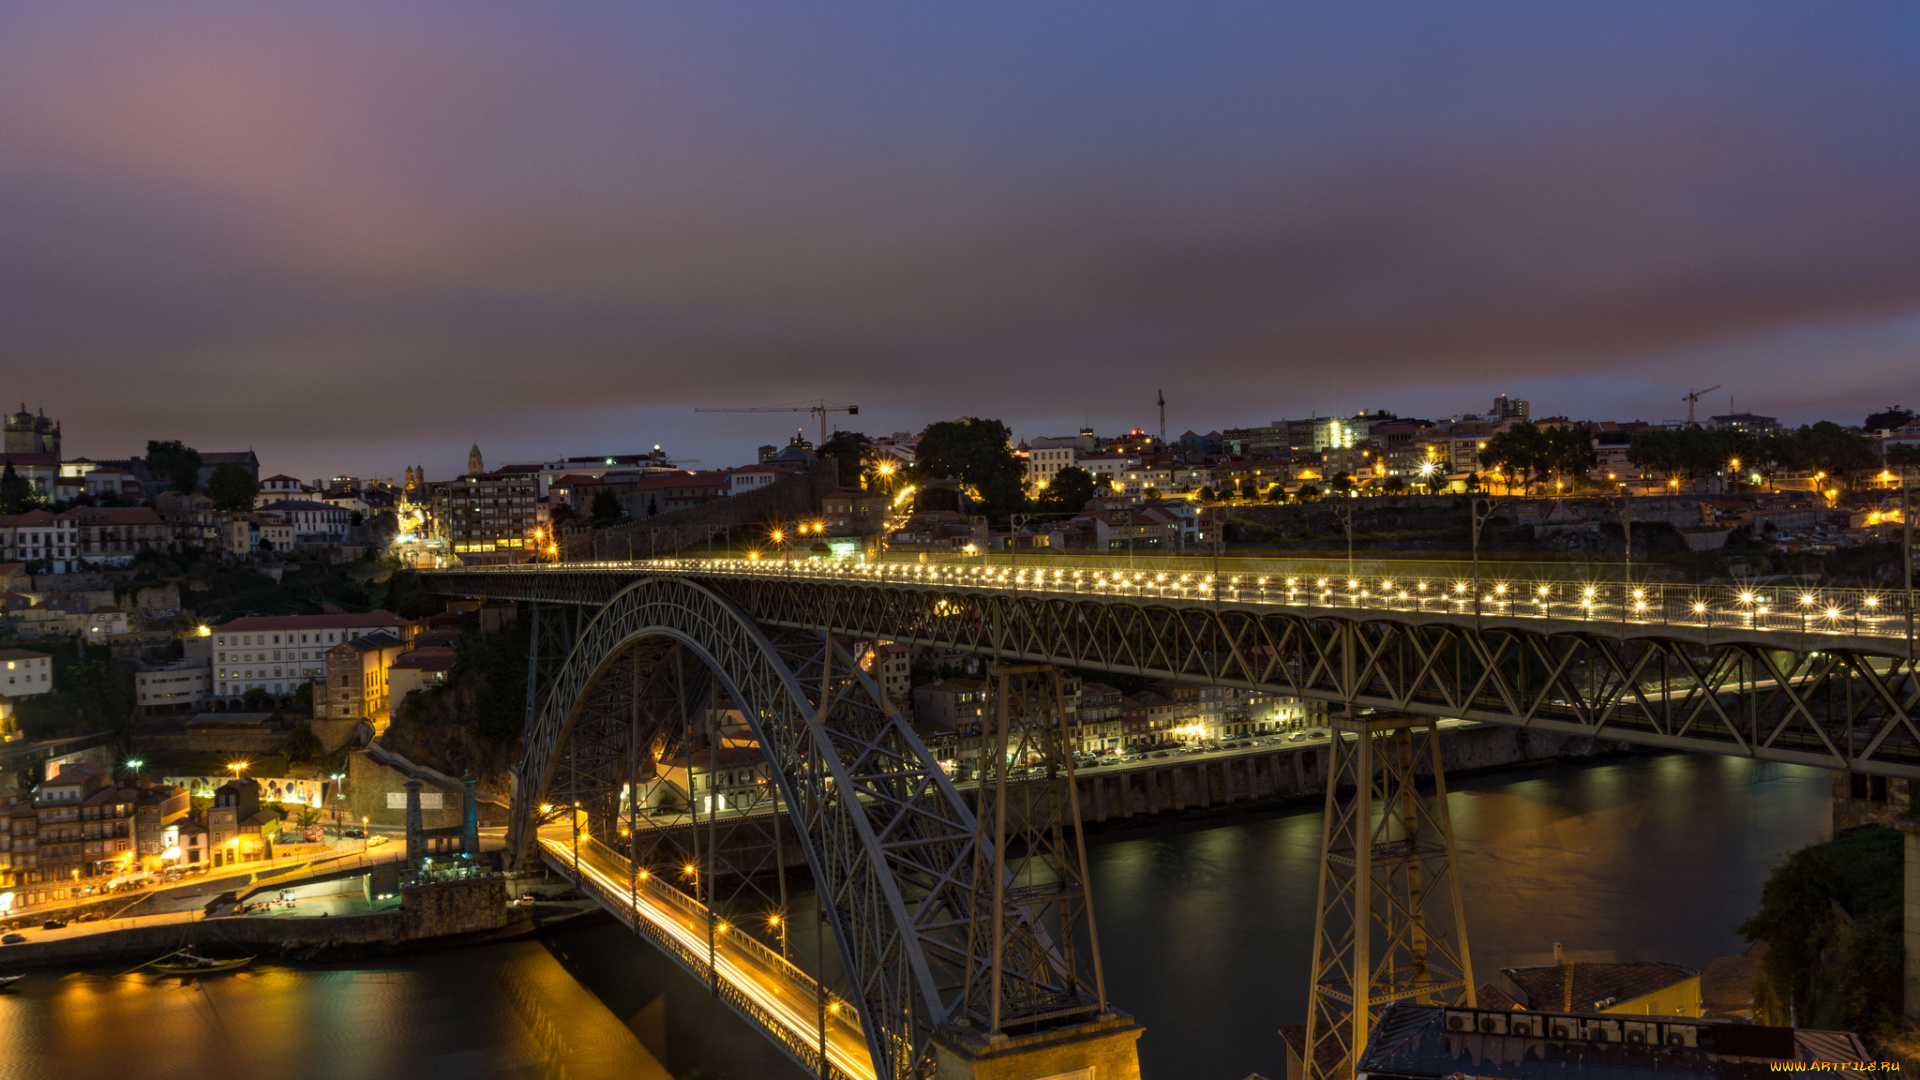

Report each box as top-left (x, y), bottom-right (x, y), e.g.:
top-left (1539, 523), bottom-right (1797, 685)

top-left (694, 399), bottom-right (859, 447)
top-left (1682, 385), bottom-right (1722, 428)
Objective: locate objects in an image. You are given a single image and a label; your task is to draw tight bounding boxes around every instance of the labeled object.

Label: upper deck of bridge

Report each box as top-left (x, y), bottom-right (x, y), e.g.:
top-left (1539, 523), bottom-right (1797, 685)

top-left (424, 555), bottom-right (1918, 656)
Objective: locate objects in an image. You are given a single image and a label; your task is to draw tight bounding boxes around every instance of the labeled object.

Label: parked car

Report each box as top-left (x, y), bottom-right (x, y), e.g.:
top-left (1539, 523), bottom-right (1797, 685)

top-left (1, 933), bottom-right (25, 945)
top-left (1310, 730), bottom-right (1329, 739)
top-left (367, 836), bottom-right (389, 847)
top-left (1150, 751), bottom-right (1170, 759)
top-left (77, 911), bottom-right (106, 923)
top-left (1288, 732), bottom-right (1309, 742)
top-left (41, 920), bottom-right (67, 930)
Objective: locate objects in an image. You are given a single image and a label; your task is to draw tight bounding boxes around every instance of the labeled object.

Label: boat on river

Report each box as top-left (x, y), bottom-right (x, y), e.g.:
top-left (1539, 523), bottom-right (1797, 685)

top-left (0, 973), bottom-right (23, 990)
top-left (143, 950), bottom-right (254, 975)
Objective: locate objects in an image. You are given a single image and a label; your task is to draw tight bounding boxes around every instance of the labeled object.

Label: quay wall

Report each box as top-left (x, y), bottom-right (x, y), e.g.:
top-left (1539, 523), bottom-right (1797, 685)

top-left (626, 723), bottom-right (1624, 878)
top-left (2, 876), bottom-right (526, 969)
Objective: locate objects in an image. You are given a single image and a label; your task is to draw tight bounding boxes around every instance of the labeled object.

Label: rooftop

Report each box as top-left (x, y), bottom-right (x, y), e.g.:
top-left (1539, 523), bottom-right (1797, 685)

top-left (1354, 1003), bottom-right (1869, 1079)
top-left (1503, 960), bottom-right (1698, 1012)
top-left (216, 610), bottom-right (406, 633)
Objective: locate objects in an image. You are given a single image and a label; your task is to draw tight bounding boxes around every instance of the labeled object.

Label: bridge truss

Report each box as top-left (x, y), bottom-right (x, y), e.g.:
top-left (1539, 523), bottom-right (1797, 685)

top-left (503, 577), bottom-right (1106, 1079)
top-left (436, 564), bottom-right (1920, 778)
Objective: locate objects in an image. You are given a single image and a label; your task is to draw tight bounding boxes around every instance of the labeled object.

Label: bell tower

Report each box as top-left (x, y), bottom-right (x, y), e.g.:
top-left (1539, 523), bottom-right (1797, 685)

top-left (467, 444), bottom-right (484, 476)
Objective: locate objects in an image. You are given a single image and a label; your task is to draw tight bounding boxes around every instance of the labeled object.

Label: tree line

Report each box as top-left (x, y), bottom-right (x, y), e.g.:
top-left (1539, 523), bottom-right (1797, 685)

top-left (1625, 422), bottom-right (1885, 490)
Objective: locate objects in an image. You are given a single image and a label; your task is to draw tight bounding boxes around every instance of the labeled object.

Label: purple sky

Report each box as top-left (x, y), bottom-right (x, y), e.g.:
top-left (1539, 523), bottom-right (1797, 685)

top-left (4, 2), bottom-right (1918, 481)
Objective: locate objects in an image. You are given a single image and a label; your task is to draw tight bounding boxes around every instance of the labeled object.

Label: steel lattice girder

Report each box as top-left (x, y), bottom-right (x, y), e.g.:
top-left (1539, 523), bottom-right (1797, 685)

top-left (425, 570), bottom-right (1920, 777)
top-left (703, 578), bottom-right (1920, 778)
top-left (423, 569), bottom-right (1920, 777)
top-left (1305, 718), bottom-right (1473, 1080)
top-left (510, 577), bottom-right (1086, 1079)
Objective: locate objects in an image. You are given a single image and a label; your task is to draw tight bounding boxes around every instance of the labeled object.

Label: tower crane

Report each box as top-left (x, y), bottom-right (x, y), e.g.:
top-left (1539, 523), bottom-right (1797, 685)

top-left (693, 399), bottom-right (859, 447)
top-left (1682, 386), bottom-right (1722, 428)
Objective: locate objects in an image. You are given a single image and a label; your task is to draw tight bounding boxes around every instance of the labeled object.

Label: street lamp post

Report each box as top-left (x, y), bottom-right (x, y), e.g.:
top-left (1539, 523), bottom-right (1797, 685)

top-left (362, 816), bottom-right (369, 856)
top-left (1468, 495), bottom-right (1495, 622)
top-left (1906, 483), bottom-right (1914, 664)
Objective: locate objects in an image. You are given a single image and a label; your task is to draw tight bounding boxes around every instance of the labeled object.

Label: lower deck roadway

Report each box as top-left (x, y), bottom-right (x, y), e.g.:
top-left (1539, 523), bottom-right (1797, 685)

top-left (536, 828), bottom-right (876, 1080)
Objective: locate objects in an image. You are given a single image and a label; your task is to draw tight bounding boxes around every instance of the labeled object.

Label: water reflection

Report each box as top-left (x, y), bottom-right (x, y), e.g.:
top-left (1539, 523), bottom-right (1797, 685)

top-left (1089, 752), bottom-right (1830, 1080)
top-left (0, 754), bottom-right (1829, 1080)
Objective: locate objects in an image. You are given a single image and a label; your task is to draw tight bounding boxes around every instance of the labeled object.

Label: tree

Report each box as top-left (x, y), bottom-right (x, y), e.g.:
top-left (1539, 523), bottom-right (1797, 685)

top-left (1035, 466), bottom-right (1099, 513)
top-left (819, 430), bottom-right (873, 487)
top-left (206, 463), bottom-right (259, 512)
top-left (1328, 473), bottom-right (1356, 495)
top-left (911, 418), bottom-right (1026, 521)
top-left (1542, 425), bottom-right (1597, 490)
top-left (145, 439), bottom-right (203, 495)
top-left (241, 686), bottom-right (275, 711)
top-left (646, 495), bottom-right (658, 518)
top-left (1195, 485), bottom-right (1218, 502)
top-left (1791, 422), bottom-right (1877, 488)
top-left (548, 503), bottom-right (574, 528)
top-left (283, 724), bottom-right (322, 762)
top-left (1479, 422), bottom-right (1548, 495)
top-left (0, 462), bottom-right (36, 514)
top-left (590, 488), bottom-right (627, 528)
top-left (1888, 444), bottom-right (1920, 483)
top-left (1739, 825), bottom-right (1901, 1039)
top-left (1865, 406), bottom-right (1914, 431)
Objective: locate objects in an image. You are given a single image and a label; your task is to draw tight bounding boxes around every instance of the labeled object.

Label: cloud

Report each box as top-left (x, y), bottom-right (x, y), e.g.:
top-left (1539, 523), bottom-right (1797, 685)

top-left (1, 2), bottom-right (1917, 476)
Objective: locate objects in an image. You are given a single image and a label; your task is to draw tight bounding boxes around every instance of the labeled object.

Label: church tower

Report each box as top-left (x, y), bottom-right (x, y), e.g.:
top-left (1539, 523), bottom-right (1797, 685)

top-left (468, 444), bottom-right (484, 476)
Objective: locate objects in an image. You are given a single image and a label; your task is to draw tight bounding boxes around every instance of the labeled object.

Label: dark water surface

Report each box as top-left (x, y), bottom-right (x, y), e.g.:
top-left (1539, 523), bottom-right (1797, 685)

top-left (0, 753), bottom-right (1828, 1080)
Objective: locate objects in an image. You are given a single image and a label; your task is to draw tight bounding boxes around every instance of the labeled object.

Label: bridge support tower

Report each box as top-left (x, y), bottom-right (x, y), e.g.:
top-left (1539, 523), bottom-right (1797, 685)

top-left (1305, 714), bottom-right (1474, 1080)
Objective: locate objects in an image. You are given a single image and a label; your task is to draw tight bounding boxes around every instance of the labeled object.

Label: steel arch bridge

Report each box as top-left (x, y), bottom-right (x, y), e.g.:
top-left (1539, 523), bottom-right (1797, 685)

top-left (428, 559), bottom-right (1920, 780)
top-left (497, 575), bottom-right (1104, 1080)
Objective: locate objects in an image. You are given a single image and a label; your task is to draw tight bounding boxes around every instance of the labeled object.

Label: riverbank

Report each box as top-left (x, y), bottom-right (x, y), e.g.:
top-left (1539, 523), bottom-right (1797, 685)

top-left (0, 874), bottom-right (535, 970)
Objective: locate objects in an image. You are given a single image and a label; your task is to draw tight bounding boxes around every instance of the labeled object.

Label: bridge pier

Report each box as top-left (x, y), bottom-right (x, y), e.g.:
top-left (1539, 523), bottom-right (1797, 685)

top-left (930, 1013), bottom-right (1144, 1080)
top-left (1304, 714), bottom-right (1475, 1080)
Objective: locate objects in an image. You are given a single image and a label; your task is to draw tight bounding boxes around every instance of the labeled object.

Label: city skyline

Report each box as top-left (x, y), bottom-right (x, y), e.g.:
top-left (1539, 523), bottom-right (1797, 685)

top-left (4, 2), bottom-right (1918, 479)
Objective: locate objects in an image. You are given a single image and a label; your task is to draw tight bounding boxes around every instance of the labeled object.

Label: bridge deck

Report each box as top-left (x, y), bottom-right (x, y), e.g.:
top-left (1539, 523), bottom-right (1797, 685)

top-left (449, 557), bottom-right (1919, 652)
top-left (538, 831), bottom-right (874, 1080)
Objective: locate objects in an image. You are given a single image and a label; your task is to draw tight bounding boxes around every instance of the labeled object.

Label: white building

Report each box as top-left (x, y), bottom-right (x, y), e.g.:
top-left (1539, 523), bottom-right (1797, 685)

top-left (1026, 445), bottom-right (1079, 489)
top-left (0, 649), bottom-right (53, 699)
top-left (257, 500), bottom-right (350, 544)
top-left (0, 510), bottom-right (79, 572)
top-left (136, 659), bottom-right (211, 712)
top-left (84, 606), bottom-right (128, 637)
top-left (722, 465), bottom-right (793, 496)
top-left (255, 475), bottom-right (311, 506)
top-left (211, 611), bottom-right (415, 701)
top-left (1075, 453), bottom-right (1135, 486)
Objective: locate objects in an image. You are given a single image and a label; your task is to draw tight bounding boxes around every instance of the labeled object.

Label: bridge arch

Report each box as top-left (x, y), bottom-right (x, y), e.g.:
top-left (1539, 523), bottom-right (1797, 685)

top-left (512, 575), bottom-right (1095, 1078)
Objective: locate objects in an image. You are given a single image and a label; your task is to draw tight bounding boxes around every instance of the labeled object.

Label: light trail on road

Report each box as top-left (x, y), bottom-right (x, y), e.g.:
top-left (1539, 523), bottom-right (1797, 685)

top-left (537, 833), bottom-right (876, 1080)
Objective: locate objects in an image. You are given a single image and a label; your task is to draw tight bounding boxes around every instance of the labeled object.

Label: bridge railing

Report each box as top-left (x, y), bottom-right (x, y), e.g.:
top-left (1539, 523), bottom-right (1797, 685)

top-left (482, 556), bottom-right (1918, 644)
top-left (543, 836), bottom-right (866, 1080)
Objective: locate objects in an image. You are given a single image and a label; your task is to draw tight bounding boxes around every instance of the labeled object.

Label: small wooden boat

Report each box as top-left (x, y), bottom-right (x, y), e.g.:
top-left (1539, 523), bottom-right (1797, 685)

top-left (144, 950), bottom-right (254, 975)
top-left (0, 974), bottom-right (23, 990)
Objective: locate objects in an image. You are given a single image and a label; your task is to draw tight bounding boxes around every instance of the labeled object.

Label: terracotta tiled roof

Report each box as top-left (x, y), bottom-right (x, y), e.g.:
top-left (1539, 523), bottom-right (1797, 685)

top-left (216, 610), bottom-right (406, 633)
top-left (1504, 961), bottom-right (1697, 1012)
top-left (0, 648), bottom-right (52, 662)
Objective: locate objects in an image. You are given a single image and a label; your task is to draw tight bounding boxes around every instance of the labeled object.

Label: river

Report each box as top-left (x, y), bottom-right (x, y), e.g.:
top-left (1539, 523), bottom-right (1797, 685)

top-left (0, 752), bottom-right (1830, 1080)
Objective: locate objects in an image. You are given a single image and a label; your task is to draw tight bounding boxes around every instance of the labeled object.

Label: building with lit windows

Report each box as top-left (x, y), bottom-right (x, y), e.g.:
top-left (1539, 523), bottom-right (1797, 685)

top-left (448, 465), bottom-right (542, 564)
top-left (211, 611), bottom-right (417, 702)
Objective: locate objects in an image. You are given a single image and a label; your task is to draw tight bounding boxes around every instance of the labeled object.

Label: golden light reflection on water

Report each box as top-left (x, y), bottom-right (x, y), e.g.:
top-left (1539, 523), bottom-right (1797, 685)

top-left (0, 939), bottom-right (673, 1080)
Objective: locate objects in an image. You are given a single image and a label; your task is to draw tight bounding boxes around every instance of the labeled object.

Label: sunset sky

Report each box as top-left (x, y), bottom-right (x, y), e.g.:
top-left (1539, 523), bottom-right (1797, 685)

top-left (4, 2), bottom-right (1918, 479)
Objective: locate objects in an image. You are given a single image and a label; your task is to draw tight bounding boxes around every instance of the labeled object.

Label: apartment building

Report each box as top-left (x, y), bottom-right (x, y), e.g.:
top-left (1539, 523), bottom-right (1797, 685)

top-left (0, 649), bottom-right (53, 700)
top-left (211, 611), bottom-right (418, 702)
top-left (448, 466), bottom-right (541, 564)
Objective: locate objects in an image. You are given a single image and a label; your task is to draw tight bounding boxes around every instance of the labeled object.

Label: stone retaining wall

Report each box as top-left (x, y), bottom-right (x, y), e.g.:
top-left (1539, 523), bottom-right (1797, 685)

top-left (1, 875), bottom-right (525, 969)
